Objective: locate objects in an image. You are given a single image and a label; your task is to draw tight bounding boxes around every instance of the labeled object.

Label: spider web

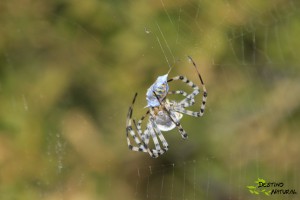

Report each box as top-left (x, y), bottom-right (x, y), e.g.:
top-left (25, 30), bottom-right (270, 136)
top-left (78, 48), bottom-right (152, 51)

top-left (0, 0), bottom-right (299, 200)
top-left (131, 159), bottom-right (214, 200)
top-left (124, 1), bottom-right (300, 199)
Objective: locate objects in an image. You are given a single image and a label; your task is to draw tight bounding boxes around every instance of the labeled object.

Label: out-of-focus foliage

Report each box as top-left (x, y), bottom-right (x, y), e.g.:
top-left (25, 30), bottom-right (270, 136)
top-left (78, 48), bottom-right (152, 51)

top-left (0, 0), bottom-right (299, 199)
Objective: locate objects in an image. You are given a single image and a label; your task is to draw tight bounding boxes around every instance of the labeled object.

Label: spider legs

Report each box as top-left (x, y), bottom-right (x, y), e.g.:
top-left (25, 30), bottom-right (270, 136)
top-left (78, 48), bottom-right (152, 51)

top-left (168, 76), bottom-right (199, 107)
top-left (168, 56), bottom-right (208, 116)
top-left (168, 90), bottom-right (188, 97)
top-left (168, 88), bottom-right (196, 107)
top-left (126, 93), bottom-right (169, 158)
top-left (149, 118), bottom-right (169, 156)
top-left (176, 87), bottom-right (207, 117)
top-left (153, 92), bottom-right (188, 139)
top-left (134, 113), bottom-right (169, 157)
top-left (134, 110), bottom-right (150, 144)
top-left (187, 56), bottom-right (208, 116)
top-left (126, 93), bottom-right (157, 157)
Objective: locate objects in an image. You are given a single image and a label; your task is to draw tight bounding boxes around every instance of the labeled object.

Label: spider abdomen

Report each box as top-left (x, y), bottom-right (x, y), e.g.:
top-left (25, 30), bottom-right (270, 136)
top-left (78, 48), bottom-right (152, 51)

top-left (154, 111), bottom-right (183, 131)
top-left (151, 101), bottom-right (183, 131)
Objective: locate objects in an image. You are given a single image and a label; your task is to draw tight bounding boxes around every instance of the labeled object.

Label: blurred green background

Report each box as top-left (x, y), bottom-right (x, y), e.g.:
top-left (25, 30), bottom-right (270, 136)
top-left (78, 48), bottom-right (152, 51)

top-left (0, 0), bottom-right (300, 199)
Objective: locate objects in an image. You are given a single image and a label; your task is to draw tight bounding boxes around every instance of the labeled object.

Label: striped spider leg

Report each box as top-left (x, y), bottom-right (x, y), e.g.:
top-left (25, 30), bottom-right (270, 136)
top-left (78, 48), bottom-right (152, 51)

top-left (134, 109), bottom-right (169, 158)
top-left (167, 56), bottom-right (208, 117)
top-left (152, 91), bottom-right (188, 139)
top-left (126, 93), bottom-right (169, 158)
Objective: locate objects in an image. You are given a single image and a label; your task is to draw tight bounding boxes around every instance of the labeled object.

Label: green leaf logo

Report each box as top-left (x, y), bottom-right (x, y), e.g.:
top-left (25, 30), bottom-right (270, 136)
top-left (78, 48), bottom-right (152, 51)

top-left (247, 178), bottom-right (271, 196)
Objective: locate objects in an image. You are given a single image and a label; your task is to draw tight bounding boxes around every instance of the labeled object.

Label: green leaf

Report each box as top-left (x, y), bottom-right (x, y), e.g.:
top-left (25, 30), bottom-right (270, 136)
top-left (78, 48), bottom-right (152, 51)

top-left (264, 192), bottom-right (270, 196)
top-left (258, 178), bottom-right (266, 183)
top-left (247, 186), bottom-right (256, 189)
top-left (254, 191), bottom-right (259, 195)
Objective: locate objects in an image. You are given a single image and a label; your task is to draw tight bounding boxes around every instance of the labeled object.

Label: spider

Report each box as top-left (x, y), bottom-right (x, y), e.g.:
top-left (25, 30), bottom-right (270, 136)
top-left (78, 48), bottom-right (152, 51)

top-left (126, 56), bottom-right (207, 158)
